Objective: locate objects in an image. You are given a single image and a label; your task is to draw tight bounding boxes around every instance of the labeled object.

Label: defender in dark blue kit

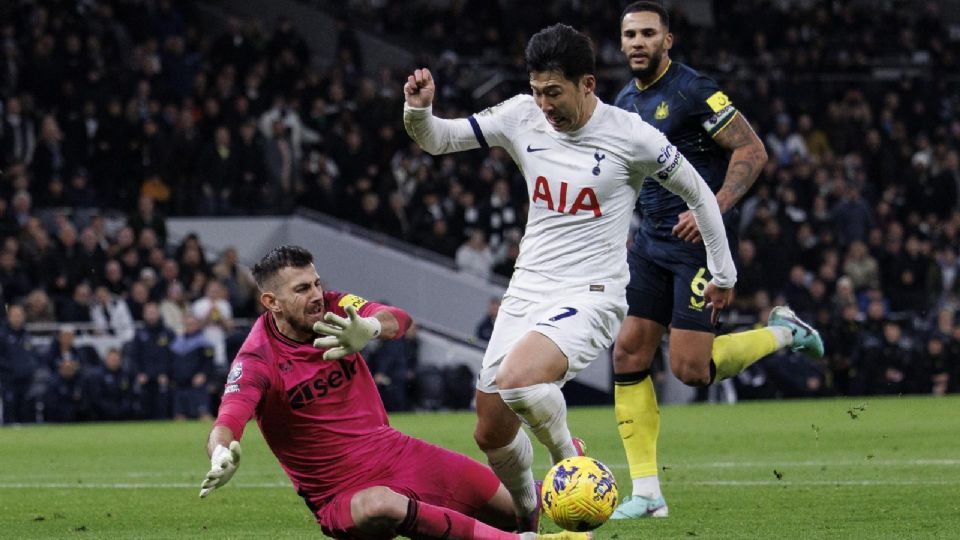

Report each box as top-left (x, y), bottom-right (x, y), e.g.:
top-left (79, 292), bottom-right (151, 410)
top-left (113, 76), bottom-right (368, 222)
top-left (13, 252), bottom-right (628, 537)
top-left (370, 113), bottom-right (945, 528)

top-left (609, 1), bottom-right (824, 520)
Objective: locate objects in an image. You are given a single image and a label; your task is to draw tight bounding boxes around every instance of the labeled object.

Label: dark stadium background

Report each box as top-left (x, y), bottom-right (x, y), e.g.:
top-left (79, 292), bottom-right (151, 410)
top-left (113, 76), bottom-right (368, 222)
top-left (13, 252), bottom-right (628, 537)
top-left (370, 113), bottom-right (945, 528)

top-left (1, 0), bottom-right (960, 425)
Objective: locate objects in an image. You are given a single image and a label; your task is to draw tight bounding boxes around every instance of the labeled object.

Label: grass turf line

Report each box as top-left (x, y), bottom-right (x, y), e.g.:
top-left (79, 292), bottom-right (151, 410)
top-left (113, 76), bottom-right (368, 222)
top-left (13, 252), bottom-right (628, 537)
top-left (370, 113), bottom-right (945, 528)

top-left (1, 395), bottom-right (958, 538)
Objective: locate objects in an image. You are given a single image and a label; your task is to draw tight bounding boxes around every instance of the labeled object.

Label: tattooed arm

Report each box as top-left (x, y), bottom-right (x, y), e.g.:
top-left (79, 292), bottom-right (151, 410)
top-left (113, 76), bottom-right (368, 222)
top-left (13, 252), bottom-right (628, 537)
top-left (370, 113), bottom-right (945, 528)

top-left (672, 112), bottom-right (768, 243)
top-left (712, 112), bottom-right (768, 213)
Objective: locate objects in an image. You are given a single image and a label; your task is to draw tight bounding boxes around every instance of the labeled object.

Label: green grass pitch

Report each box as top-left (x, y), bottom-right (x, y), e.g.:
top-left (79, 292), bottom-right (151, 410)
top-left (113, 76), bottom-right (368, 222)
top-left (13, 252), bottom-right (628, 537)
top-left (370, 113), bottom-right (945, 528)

top-left (2, 395), bottom-right (959, 538)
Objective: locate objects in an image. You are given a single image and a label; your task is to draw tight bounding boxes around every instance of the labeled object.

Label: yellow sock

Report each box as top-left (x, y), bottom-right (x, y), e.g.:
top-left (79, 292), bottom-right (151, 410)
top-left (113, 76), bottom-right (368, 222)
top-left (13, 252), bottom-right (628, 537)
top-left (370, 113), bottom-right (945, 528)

top-left (615, 375), bottom-right (659, 479)
top-left (712, 328), bottom-right (780, 381)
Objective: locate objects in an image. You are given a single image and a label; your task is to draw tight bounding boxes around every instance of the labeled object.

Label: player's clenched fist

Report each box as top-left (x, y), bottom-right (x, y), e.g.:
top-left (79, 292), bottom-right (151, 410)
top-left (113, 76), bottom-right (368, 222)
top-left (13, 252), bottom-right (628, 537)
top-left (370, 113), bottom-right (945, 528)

top-left (404, 68), bottom-right (435, 108)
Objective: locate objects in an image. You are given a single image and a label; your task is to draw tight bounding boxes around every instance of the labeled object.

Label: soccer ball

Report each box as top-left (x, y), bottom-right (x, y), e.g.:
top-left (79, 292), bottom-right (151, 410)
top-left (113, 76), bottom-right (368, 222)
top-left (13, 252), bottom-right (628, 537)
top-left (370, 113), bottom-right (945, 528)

top-left (541, 456), bottom-right (618, 531)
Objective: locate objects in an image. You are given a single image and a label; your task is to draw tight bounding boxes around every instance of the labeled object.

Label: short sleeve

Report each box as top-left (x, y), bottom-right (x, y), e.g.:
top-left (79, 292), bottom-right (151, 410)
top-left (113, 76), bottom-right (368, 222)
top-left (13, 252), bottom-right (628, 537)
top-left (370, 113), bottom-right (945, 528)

top-left (688, 75), bottom-right (738, 138)
top-left (325, 291), bottom-right (397, 318)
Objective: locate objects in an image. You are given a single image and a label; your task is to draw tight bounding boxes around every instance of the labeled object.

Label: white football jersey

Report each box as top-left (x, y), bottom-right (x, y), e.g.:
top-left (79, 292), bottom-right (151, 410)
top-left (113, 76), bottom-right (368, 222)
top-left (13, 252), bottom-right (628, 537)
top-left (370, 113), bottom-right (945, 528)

top-left (404, 95), bottom-right (735, 300)
top-left (470, 95), bottom-right (673, 298)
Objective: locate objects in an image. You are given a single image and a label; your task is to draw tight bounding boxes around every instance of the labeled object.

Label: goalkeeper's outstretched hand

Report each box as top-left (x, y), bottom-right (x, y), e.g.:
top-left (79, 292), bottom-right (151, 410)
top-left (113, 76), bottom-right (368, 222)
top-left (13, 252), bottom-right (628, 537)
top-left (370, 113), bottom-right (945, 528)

top-left (313, 305), bottom-right (382, 361)
top-left (199, 440), bottom-right (241, 498)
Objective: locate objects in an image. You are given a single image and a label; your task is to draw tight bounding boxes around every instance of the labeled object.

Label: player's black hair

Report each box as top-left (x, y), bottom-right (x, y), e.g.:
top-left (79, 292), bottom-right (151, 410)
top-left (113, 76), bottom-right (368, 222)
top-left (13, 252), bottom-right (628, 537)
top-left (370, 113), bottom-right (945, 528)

top-left (252, 245), bottom-right (314, 289)
top-left (622, 1), bottom-right (670, 29)
top-left (525, 23), bottom-right (596, 82)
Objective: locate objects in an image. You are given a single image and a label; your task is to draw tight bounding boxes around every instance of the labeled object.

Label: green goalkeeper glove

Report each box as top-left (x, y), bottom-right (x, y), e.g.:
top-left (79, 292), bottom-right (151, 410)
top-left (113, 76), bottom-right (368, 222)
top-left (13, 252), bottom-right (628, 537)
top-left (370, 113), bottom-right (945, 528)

top-left (199, 440), bottom-right (241, 498)
top-left (313, 305), bottom-right (382, 360)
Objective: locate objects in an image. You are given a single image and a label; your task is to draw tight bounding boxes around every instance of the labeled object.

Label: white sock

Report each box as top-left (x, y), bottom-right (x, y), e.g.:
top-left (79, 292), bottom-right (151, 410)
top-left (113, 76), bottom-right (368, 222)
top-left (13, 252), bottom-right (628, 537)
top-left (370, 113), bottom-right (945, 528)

top-left (484, 429), bottom-right (538, 516)
top-left (769, 326), bottom-right (793, 349)
top-left (631, 475), bottom-right (663, 499)
top-left (500, 384), bottom-right (576, 463)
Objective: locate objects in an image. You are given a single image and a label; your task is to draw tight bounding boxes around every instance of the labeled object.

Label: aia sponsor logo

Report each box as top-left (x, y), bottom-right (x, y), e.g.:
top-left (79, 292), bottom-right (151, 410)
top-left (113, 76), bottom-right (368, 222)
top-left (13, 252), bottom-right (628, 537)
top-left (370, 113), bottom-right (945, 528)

top-left (532, 176), bottom-right (602, 217)
top-left (286, 359), bottom-right (359, 409)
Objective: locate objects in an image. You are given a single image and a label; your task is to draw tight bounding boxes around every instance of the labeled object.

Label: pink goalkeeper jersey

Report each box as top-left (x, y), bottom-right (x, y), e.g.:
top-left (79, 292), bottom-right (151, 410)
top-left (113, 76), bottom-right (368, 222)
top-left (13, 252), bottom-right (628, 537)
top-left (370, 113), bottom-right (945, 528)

top-left (214, 291), bottom-right (412, 501)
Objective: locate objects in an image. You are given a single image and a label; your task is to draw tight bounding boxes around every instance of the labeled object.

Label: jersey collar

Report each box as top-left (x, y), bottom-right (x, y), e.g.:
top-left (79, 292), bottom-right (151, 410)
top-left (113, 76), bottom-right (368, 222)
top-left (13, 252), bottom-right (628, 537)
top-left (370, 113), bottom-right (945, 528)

top-left (266, 311), bottom-right (310, 348)
top-left (555, 96), bottom-right (606, 140)
top-left (634, 58), bottom-right (672, 92)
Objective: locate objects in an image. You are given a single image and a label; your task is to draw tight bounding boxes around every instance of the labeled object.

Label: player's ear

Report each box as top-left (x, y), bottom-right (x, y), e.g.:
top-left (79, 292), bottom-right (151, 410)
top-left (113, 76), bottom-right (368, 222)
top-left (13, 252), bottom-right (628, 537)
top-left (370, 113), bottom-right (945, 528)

top-left (260, 291), bottom-right (280, 313)
top-left (664, 31), bottom-right (674, 51)
top-left (580, 74), bottom-right (596, 95)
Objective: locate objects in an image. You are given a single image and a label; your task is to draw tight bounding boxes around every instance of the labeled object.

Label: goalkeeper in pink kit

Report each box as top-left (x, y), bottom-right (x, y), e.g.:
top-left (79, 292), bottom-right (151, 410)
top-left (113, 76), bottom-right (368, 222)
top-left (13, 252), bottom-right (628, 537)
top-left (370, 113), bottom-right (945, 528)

top-left (199, 245), bottom-right (588, 539)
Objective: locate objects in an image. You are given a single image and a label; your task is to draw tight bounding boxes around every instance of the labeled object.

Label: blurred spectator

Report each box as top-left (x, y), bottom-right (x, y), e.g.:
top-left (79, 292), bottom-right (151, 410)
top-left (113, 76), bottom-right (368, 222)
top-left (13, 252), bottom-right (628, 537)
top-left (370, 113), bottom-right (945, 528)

top-left (867, 321), bottom-right (917, 395)
top-left (367, 323), bottom-right (419, 412)
top-left (191, 279), bottom-right (234, 368)
top-left (90, 285), bottom-right (135, 341)
top-left (928, 246), bottom-right (960, 308)
top-left (0, 248), bottom-right (31, 302)
top-left (828, 303), bottom-right (864, 396)
top-left (42, 325), bottom-right (99, 371)
top-left (419, 218), bottom-right (460, 259)
top-left (232, 120), bottom-right (268, 213)
top-left (197, 125), bottom-right (238, 215)
top-left (23, 288), bottom-right (56, 323)
top-left (0, 304), bottom-right (41, 423)
top-left (102, 259), bottom-right (128, 297)
top-left (160, 280), bottom-right (189, 335)
top-left (31, 114), bottom-right (68, 190)
top-left (153, 258), bottom-right (180, 299)
top-left (475, 297), bottom-right (500, 342)
top-left (455, 229), bottom-right (494, 281)
top-left (169, 314), bottom-right (214, 420)
top-left (782, 265), bottom-right (814, 318)
top-left (765, 113), bottom-right (807, 166)
top-left (85, 348), bottom-right (135, 421)
top-left (73, 227), bottom-right (108, 286)
top-left (211, 246), bottom-right (257, 317)
top-left (492, 240), bottom-right (519, 279)
top-left (43, 357), bottom-right (87, 423)
top-left (796, 113), bottom-right (830, 161)
top-left (843, 241), bottom-right (880, 292)
top-left (925, 336), bottom-right (951, 396)
top-left (889, 235), bottom-right (931, 312)
top-left (128, 195), bottom-right (168, 247)
top-left (1, 96), bottom-right (36, 166)
top-left (175, 234), bottom-right (209, 292)
top-left (127, 280), bottom-right (151, 321)
top-left (481, 178), bottom-right (523, 254)
top-left (0, 198), bottom-right (17, 239)
top-left (129, 302), bottom-right (174, 419)
top-left (831, 183), bottom-right (873, 248)
top-left (58, 282), bottom-right (94, 323)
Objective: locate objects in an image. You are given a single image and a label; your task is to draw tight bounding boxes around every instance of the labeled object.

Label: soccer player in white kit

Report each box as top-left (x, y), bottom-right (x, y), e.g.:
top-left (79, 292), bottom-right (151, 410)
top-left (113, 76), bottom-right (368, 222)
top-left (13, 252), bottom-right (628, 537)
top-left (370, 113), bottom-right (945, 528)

top-left (403, 23), bottom-right (737, 532)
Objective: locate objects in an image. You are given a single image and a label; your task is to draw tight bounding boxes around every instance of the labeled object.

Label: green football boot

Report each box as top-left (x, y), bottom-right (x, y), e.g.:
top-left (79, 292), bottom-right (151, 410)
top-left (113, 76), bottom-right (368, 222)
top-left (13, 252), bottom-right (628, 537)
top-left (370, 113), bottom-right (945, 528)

top-left (768, 306), bottom-right (825, 359)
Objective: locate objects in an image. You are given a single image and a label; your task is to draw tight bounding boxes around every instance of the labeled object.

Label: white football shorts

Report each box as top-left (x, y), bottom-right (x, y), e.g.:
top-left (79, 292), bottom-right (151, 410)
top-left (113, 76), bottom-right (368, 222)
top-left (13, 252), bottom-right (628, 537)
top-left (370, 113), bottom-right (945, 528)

top-left (476, 287), bottom-right (626, 394)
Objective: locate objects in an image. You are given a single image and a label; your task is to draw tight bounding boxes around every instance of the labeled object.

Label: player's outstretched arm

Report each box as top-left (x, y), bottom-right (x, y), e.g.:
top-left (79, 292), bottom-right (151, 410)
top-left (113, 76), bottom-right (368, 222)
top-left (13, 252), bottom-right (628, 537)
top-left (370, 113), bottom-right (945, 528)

top-left (402, 68), bottom-right (486, 156)
top-left (199, 426), bottom-right (242, 498)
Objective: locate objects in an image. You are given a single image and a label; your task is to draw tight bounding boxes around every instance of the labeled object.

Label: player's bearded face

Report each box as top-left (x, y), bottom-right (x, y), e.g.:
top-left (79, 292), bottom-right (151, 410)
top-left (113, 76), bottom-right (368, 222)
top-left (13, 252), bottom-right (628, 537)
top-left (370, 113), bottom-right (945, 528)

top-left (621, 11), bottom-right (672, 82)
top-left (272, 265), bottom-right (326, 339)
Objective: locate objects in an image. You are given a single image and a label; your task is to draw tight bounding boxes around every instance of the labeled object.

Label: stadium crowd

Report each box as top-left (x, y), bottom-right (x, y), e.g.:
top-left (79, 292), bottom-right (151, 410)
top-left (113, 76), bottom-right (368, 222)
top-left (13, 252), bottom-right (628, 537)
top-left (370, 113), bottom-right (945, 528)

top-left (1, 0), bottom-right (959, 424)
